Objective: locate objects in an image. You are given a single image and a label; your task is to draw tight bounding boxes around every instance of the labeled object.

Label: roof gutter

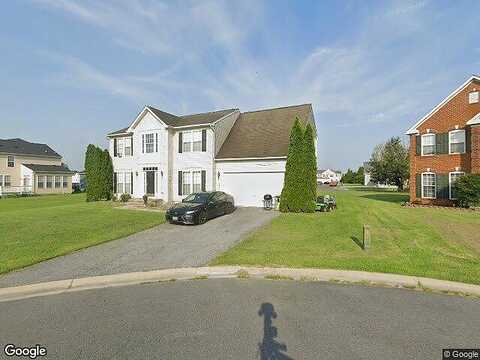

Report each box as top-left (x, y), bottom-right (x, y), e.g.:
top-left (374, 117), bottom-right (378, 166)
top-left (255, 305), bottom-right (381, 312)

top-left (215, 156), bottom-right (287, 161)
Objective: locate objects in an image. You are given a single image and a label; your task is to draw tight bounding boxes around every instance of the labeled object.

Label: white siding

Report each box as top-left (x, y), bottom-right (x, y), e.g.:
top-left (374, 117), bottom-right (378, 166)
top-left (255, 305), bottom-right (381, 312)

top-left (216, 159), bottom-right (286, 207)
top-left (110, 111), bottom-right (169, 200)
top-left (212, 110), bottom-right (240, 155)
top-left (172, 127), bottom-right (215, 202)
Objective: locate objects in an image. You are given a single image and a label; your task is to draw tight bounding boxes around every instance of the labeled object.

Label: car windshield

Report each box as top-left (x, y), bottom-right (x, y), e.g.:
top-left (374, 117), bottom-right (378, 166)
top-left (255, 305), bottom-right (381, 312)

top-left (183, 193), bottom-right (210, 204)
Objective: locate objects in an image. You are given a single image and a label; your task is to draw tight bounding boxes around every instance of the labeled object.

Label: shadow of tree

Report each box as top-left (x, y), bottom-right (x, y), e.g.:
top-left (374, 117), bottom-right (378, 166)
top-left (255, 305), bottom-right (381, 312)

top-left (360, 193), bottom-right (409, 204)
top-left (258, 303), bottom-right (294, 360)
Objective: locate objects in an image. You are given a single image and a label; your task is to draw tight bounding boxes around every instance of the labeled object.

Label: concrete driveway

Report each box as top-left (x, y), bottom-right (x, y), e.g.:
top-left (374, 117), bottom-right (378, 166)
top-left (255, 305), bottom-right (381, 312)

top-left (0, 207), bottom-right (278, 288)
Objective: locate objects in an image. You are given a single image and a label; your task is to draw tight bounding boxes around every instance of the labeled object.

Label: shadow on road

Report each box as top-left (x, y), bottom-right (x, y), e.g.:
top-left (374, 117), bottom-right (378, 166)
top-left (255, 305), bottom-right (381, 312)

top-left (258, 303), bottom-right (294, 360)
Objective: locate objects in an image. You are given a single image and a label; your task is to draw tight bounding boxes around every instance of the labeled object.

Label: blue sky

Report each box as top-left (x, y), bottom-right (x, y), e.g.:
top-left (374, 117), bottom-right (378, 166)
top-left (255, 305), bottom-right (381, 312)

top-left (1, 0), bottom-right (479, 171)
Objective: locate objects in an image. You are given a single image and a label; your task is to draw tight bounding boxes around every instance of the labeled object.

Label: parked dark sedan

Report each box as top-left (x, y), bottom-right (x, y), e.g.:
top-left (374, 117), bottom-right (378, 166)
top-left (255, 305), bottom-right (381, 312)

top-left (165, 191), bottom-right (235, 225)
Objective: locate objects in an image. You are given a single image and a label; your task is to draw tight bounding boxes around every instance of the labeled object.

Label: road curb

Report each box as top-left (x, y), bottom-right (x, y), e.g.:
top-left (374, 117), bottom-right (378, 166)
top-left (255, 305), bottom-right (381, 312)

top-left (0, 266), bottom-right (479, 303)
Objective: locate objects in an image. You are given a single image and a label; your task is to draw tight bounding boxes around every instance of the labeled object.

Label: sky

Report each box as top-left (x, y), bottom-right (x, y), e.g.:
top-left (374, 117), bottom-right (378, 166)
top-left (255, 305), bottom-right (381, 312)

top-left (1, 0), bottom-right (479, 171)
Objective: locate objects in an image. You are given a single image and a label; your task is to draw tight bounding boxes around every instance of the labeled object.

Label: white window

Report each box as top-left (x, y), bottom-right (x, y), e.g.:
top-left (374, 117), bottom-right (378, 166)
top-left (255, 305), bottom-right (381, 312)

top-left (192, 131), bottom-right (202, 152)
top-left (55, 176), bottom-right (61, 188)
top-left (0, 175), bottom-right (11, 188)
top-left (449, 130), bottom-right (465, 154)
top-left (117, 138), bottom-right (124, 158)
top-left (23, 176), bottom-right (31, 187)
top-left (469, 91), bottom-right (479, 104)
top-left (182, 132), bottom-right (192, 152)
top-left (181, 130), bottom-right (202, 152)
top-left (38, 176), bottom-right (45, 189)
top-left (421, 134), bottom-right (436, 155)
top-left (449, 172), bottom-right (464, 200)
top-left (46, 176), bottom-right (53, 189)
top-left (7, 155), bottom-right (14, 167)
top-left (117, 172), bottom-right (124, 194)
top-left (192, 170), bottom-right (202, 193)
top-left (63, 176), bottom-right (68, 188)
top-left (145, 133), bottom-right (155, 153)
top-left (182, 171), bottom-right (191, 195)
top-left (125, 172), bottom-right (132, 194)
top-left (124, 138), bottom-right (132, 156)
top-left (422, 173), bottom-right (436, 199)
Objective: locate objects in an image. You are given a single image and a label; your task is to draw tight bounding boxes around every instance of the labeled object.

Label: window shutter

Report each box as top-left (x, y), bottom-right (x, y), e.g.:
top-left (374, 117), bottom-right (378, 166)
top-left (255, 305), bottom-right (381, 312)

top-left (113, 173), bottom-right (117, 194)
top-left (466, 127), bottom-right (472, 153)
top-left (130, 137), bottom-right (133, 155)
top-left (142, 134), bottom-right (145, 153)
top-left (202, 129), bottom-right (207, 152)
top-left (201, 170), bottom-right (206, 191)
top-left (416, 174), bottom-right (421, 199)
top-left (415, 135), bottom-right (421, 155)
top-left (436, 133), bottom-right (448, 154)
top-left (114, 139), bottom-right (118, 157)
top-left (130, 172), bottom-right (133, 195)
top-left (178, 171), bottom-right (183, 196)
top-left (436, 174), bottom-right (449, 199)
top-left (155, 133), bottom-right (158, 152)
top-left (178, 132), bottom-right (183, 153)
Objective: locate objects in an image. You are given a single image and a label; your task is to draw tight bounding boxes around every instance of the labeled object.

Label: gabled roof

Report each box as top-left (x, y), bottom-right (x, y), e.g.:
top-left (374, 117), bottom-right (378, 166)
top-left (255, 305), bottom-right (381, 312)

top-left (216, 104), bottom-right (315, 159)
top-left (467, 112), bottom-right (480, 125)
top-left (108, 106), bottom-right (238, 136)
top-left (22, 164), bottom-right (74, 174)
top-left (0, 138), bottom-right (61, 158)
top-left (406, 75), bottom-right (480, 135)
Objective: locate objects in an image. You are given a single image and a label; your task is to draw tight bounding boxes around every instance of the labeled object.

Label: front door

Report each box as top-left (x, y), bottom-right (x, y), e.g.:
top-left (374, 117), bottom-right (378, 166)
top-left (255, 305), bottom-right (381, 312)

top-left (146, 171), bottom-right (155, 195)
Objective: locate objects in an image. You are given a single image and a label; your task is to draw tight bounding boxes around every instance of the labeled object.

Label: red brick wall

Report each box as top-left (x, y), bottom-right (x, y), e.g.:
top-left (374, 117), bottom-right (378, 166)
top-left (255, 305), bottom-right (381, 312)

top-left (409, 80), bottom-right (480, 205)
top-left (472, 125), bottom-right (480, 174)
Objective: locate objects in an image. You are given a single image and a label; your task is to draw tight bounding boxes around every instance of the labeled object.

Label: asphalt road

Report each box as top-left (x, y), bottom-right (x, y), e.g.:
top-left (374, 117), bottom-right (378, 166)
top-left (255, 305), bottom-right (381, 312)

top-left (0, 207), bottom-right (278, 288)
top-left (0, 279), bottom-right (478, 360)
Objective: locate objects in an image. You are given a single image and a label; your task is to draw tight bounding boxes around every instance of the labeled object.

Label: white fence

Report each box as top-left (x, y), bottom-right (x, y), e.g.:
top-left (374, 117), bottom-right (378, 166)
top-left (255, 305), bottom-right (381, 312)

top-left (0, 186), bottom-right (33, 197)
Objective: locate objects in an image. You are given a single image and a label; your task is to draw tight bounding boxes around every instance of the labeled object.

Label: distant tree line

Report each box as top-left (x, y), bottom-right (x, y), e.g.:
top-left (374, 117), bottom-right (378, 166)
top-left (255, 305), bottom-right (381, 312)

top-left (84, 144), bottom-right (113, 202)
top-left (280, 118), bottom-right (317, 213)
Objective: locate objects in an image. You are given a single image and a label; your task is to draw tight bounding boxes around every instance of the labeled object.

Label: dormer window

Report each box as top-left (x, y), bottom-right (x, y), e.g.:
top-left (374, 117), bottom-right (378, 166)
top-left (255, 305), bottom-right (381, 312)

top-left (421, 134), bottom-right (435, 155)
top-left (469, 91), bottom-right (479, 104)
top-left (449, 129), bottom-right (465, 154)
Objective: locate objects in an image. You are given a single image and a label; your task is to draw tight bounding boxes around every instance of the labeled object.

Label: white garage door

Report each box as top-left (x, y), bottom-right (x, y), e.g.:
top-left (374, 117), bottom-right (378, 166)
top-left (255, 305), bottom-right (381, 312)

top-left (219, 172), bottom-right (284, 207)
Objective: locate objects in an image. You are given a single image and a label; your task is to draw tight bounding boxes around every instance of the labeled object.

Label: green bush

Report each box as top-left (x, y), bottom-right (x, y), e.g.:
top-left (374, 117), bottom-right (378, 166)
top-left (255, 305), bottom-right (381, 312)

top-left (280, 118), bottom-right (317, 213)
top-left (120, 193), bottom-right (131, 203)
top-left (84, 144), bottom-right (113, 202)
top-left (454, 174), bottom-right (480, 208)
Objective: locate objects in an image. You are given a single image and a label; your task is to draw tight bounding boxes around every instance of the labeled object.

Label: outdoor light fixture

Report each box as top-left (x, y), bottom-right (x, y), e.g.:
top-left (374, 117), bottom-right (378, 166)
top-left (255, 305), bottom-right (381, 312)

top-left (217, 171), bottom-right (220, 179)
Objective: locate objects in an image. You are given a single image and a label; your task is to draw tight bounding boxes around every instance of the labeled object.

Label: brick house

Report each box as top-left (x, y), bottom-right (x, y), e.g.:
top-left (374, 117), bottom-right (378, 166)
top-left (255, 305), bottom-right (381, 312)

top-left (406, 75), bottom-right (480, 205)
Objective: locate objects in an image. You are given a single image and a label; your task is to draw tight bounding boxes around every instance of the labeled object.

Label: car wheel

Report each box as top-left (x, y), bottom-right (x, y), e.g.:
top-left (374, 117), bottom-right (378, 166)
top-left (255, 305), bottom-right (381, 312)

top-left (197, 211), bottom-right (207, 225)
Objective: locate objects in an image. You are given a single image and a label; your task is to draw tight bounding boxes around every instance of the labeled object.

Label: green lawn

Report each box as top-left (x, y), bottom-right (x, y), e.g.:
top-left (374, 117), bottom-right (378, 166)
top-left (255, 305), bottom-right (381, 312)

top-left (0, 194), bottom-right (165, 274)
top-left (213, 189), bottom-right (480, 285)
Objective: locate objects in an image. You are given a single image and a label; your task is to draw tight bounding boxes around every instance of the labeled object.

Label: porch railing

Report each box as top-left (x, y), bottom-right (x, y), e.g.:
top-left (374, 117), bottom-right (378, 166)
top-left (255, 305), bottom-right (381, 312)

top-left (0, 186), bottom-right (34, 197)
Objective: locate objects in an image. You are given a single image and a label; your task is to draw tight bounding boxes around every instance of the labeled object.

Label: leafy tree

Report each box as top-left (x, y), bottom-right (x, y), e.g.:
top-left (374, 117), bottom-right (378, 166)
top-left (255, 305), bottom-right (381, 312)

top-left (100, 149), bottom-right (113, 200)
top-left (302, 123), bottom-right (317, 212)
top-left (341, 169), bottom-right (355, 184)
top-left (353, 166), bottom-right (364, 184)
top-left (369, 137), bottom-right (409, 190)
top-left (454, 174), bottom-right (480, 208)
top-left (84, 145), bottom-right (113, 202)
top-left (280, 119), bottom-right (305, 212)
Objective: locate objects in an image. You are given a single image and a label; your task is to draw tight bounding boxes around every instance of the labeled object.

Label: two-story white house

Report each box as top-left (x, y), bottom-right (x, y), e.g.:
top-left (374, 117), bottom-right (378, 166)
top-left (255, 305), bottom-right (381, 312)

top-left (107, 103), bottom-right (316, 207)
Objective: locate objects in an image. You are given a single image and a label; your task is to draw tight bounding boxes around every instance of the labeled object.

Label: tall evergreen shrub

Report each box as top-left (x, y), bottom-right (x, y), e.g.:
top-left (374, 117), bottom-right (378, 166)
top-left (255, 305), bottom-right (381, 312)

top-left (302, 123), bottom-right (317, 212)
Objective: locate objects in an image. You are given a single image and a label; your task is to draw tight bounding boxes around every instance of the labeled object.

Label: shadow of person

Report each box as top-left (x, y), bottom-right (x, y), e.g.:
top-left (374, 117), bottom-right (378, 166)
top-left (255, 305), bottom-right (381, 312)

top-left (258, 303), bottom-right (294, 360)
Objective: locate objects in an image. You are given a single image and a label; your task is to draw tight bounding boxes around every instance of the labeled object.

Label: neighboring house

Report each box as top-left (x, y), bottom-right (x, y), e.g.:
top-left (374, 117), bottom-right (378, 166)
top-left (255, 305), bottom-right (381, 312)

top-left (406, 75), bottom-right (480, 205)
top-left (317, 169), bottom-right (342, 184)
top-left (72, 170), bottom-right (86, 191)
top-left (107, 104), bottom-right (316, 207)
top-left (0, 138), bottom-right (74, 195)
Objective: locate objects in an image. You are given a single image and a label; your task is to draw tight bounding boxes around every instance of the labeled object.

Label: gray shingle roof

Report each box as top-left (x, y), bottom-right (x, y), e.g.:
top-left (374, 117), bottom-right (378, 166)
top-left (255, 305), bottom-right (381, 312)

top-left (0, 138), bottom-right (61, 158)
top-left (216, 104), bottom-right (315, 159)
top-left (108, 107), bottom-right (238, 135)
top-left (22, 164), bottom-right (74, 174)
